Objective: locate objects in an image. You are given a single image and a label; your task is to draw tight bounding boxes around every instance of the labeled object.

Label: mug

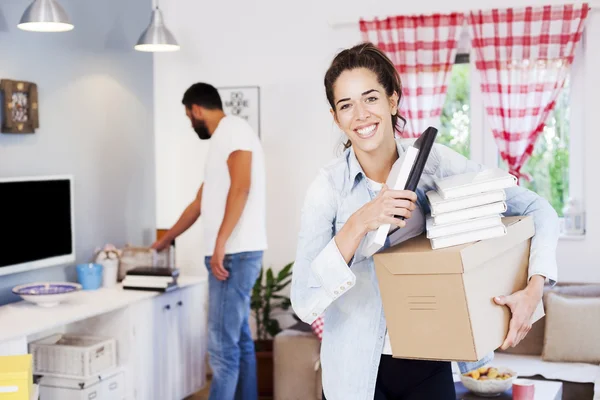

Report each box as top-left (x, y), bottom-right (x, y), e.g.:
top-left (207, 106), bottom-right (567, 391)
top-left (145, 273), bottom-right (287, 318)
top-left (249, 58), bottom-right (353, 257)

top-left (513, 379), bottom-right (535, 400)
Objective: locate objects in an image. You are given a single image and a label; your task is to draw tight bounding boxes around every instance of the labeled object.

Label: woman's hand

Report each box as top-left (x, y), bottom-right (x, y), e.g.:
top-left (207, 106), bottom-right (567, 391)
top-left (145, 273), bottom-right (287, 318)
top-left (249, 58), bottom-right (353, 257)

top-left (494, 275), bottom-right (545, 349)
top-left (354, 184), bottom-right (417, 235)
top-left (334, 185), bottom-right (417, 264)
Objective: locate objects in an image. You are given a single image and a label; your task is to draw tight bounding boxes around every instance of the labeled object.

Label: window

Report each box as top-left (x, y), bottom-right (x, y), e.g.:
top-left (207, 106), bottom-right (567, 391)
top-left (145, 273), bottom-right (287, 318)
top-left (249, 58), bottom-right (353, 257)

top-left (439, 57), bottom-right (471, 159)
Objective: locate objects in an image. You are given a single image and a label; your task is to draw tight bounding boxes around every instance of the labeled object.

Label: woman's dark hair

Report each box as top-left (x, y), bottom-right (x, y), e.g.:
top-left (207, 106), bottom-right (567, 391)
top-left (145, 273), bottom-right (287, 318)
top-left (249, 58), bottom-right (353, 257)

top-left (182, 82), bottom-right (223, 110)
top-left (324, 42), bottom-right (406, 149)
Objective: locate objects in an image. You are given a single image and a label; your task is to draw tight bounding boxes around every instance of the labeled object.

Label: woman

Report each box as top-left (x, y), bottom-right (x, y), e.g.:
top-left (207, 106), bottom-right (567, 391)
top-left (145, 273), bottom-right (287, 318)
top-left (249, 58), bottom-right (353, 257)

top-left (290, 42), bottom-right (559, 400)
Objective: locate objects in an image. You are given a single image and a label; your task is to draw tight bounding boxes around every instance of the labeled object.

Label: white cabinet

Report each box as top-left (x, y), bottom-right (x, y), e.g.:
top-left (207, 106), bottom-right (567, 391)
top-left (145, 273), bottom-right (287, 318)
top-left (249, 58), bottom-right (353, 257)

top-left (128, 283), bottom-right (208, 400)
top-left (0, 277), bottom-right (209, 400)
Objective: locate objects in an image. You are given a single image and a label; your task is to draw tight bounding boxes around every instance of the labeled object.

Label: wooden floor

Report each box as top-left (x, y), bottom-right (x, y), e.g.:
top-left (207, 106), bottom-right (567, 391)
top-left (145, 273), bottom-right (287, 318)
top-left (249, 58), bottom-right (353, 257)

top-left (186, 377), bottom-right (273, 400)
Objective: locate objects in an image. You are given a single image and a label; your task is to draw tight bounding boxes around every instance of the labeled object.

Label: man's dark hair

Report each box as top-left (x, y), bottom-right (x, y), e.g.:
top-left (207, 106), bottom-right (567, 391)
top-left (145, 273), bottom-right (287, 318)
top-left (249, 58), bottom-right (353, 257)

top-left (181, 83), bottom-right (223, 110)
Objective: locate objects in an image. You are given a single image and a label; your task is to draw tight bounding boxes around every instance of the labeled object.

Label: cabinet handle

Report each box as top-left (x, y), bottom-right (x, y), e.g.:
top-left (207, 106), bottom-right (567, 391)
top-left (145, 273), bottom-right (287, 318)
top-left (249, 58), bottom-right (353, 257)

top-left (109, 382), bottom-right (118, 390)
top-left (88, 391), bottom-right (97, 399)
top-left (177, 301), bottom-right (183, 307)
top-left (164, 304), bottom-right (171, 311)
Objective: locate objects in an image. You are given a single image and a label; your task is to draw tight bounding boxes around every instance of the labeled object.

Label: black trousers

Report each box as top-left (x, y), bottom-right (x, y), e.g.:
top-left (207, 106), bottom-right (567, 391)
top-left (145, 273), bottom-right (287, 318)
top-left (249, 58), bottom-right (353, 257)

top-left (322, 355), bottom-right (456, 400)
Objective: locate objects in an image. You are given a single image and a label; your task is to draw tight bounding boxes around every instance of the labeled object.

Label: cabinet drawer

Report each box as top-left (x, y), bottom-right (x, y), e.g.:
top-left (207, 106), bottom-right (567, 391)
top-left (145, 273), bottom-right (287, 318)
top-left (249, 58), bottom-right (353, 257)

top-left (101, 371), bottom-right (124, 399)
top-left (39, 384), bottom-right (102, 400)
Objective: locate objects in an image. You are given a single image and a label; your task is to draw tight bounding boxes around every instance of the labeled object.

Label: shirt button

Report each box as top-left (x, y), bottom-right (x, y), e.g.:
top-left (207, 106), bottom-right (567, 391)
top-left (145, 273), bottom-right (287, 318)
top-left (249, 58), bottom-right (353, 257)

top-left (347, 281), bottom-right (352, 286)
top-left (334, 291), bottom-right (339, 295)
top-left (340, 286), bottom-right (345, 291)
top-left (313, 313), bottom-right (317, 317)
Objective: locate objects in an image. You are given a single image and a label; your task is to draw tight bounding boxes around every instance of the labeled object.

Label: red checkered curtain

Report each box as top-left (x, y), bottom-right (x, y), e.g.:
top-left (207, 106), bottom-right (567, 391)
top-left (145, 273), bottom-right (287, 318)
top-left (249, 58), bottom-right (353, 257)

top-left (360, 13), bottom-right (465, 138)
top-left (468, 4), bottom-right (588, 180)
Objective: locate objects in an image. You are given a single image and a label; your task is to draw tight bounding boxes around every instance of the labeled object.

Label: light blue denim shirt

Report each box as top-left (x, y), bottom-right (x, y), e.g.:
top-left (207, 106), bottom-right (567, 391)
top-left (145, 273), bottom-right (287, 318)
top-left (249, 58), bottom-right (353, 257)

top-left (291, 138), bottom-right (559, 400)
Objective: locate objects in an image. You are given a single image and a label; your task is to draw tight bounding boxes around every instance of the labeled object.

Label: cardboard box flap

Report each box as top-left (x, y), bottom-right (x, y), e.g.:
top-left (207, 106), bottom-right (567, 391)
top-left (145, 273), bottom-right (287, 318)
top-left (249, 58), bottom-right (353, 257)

top-left (372, 216), bottom-right (534, 276)
top-left (460, 216), bottom-right (535, 272)
top-left (373, 235), bottom-right (466, 275)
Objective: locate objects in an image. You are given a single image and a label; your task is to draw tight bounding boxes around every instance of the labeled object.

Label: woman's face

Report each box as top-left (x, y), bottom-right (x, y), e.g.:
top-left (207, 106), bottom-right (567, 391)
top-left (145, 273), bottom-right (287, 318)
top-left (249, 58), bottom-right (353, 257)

top-left (331, 67), bottom-right (398, 154)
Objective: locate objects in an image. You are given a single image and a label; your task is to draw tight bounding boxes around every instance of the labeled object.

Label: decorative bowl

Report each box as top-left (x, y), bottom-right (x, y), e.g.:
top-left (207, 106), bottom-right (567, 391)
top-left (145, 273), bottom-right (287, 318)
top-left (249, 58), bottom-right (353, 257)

top-left (460, 366), bottom-right (517, 397)
top-left (12, 282), bottom-right (82, 307)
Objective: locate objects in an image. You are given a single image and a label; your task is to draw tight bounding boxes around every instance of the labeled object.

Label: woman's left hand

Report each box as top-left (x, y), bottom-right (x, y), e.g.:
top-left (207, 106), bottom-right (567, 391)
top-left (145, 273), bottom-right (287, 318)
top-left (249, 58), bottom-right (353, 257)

top-left (493, 275), bottom-right (545, 350)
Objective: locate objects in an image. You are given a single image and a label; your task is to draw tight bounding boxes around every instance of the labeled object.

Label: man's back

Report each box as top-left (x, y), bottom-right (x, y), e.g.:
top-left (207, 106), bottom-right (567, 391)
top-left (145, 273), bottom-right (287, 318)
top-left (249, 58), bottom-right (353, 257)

top-left (201, 115), bottom-right (267, 256)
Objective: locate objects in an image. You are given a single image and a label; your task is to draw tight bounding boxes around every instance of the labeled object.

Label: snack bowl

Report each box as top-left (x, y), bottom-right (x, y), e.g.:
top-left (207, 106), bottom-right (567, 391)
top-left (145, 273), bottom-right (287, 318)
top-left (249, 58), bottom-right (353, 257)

top-left (460, 366), bottom-right (517, 397)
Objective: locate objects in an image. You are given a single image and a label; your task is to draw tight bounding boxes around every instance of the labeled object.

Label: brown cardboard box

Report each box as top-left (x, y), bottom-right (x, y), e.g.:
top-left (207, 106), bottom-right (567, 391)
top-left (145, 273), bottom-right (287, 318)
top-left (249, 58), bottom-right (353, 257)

top-left (373, 216), bottom-right (545, 362)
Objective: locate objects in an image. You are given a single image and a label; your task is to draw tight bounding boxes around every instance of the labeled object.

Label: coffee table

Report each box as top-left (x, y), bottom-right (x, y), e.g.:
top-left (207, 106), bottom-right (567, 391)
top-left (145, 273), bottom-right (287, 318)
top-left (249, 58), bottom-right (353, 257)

top-left (454, 379), bottom-right (562, 399)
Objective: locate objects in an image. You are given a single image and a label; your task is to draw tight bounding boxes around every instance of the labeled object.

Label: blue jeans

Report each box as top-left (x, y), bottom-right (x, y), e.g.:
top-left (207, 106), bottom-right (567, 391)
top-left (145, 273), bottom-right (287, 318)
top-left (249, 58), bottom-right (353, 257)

top-left (205, 250), bottom-right (263, 400)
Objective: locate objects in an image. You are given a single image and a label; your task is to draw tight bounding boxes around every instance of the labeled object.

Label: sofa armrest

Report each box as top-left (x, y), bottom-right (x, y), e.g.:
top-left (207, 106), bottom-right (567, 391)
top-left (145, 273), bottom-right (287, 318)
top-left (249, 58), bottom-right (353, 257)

top-left (274, 329), bottom-right (322, 400)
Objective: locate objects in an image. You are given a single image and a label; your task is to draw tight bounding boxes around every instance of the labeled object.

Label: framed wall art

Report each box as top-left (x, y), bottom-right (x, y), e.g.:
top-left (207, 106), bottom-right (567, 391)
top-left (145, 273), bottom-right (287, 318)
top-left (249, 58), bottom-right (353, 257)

top-left (0, 79), bottom-right (39, 134)
top-left (217, 86), bottom-right (260, 138)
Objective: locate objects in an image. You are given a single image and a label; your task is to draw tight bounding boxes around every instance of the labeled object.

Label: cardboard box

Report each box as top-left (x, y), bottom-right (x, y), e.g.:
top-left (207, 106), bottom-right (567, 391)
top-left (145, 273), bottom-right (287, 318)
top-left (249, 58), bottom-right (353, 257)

top-left (0, 354), bottom-right (32, 400)
top-left (373, 216), bottom-right (545, 362)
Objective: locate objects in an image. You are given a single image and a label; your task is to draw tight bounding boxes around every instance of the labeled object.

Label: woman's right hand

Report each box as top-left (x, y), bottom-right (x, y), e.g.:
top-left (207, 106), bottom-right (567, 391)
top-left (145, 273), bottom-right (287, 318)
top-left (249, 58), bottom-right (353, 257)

top-left (353, 185), bottom-right (418, 235)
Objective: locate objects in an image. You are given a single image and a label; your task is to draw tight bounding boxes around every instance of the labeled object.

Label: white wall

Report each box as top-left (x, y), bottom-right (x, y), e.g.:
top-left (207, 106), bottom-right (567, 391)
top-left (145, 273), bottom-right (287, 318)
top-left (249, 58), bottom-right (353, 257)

top-left (0, 0), bottom-right (155, 304)
top-left (154, 0), bottom-right (600, 284)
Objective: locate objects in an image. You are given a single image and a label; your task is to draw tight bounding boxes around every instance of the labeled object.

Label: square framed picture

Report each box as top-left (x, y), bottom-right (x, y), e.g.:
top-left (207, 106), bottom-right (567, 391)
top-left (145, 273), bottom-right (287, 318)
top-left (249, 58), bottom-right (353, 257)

top-left (217, 86), bottom-right (260, 138)
top-left (0, 79), bottom-right (39, 134)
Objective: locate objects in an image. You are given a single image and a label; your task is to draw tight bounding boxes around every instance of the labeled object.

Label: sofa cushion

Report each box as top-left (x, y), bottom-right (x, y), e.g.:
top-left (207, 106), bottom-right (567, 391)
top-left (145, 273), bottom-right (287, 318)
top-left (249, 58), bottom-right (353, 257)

top-left (542, 292), bottom-right (600, 363)
top-left (549, 284), bottom-right (600, 298)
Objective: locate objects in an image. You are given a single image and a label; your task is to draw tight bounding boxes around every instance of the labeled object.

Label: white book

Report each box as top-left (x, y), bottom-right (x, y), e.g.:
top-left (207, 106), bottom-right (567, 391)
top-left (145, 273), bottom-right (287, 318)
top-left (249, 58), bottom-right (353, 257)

top-left (426, 189), bottom-right (506, 216)
top-left (430, 224), bottom-right (507, 250)
top-left (122, 277), bottom-right (172, 288)
top-left (363, 146), bottom-right (419, 257)
top-left (123, 275), bottom-right (175, 284)
top-left (426, 214), bottom-right (503, 239)
top-left (433, 168), bottom-right (517, 200)
top-left (431, 201), bottom-right (507, 226)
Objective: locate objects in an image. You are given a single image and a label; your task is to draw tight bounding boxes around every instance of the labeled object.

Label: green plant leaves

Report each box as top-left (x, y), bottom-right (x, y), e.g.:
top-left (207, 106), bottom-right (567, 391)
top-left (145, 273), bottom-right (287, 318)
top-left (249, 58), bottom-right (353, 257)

top-left (250, 262), bottom-right (294, 341)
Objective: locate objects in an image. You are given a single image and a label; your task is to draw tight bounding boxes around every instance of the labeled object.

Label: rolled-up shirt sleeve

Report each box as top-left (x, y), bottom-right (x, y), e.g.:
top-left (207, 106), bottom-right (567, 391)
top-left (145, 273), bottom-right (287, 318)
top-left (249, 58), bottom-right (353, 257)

top-left (291, 169), bottom-right (357, 324)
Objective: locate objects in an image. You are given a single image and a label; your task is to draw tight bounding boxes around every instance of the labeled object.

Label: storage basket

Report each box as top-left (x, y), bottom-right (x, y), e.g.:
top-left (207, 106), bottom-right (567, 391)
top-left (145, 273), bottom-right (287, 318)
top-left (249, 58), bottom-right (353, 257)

top-left (29, 334), bottom-right (117, 379)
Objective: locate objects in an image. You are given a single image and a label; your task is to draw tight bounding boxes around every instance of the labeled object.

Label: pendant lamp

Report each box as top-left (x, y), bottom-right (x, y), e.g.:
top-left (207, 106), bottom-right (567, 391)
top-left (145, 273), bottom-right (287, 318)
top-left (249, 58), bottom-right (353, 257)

top-left (135, 1), bottom-right (179, 52)
top-left (18, 0), bottom-right (74, 32)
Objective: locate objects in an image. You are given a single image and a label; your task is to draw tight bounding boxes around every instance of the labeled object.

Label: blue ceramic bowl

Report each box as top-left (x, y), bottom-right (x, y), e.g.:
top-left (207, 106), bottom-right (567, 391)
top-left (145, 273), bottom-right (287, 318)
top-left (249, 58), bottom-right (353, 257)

top-left (12, 282), bottom-right (82, 307)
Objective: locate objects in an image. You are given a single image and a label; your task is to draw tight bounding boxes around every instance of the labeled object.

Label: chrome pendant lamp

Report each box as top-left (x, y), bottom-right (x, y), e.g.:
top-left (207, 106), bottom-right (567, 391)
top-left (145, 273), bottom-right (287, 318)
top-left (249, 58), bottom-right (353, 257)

top-left (18, 0), bottom-right (74, 32)
top-left (135, 0), bottom-right (180, 52)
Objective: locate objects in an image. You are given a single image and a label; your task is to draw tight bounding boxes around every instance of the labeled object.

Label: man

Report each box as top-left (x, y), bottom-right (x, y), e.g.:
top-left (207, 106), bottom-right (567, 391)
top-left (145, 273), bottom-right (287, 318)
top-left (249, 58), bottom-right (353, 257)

top-left (152, 82), bottom-right (267, 400)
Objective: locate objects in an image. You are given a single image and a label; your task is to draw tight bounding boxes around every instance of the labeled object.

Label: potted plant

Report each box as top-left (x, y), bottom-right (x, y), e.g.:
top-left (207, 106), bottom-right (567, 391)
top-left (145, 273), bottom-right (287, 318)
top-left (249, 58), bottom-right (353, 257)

top-left (251, 262), bottom-right (293, 397)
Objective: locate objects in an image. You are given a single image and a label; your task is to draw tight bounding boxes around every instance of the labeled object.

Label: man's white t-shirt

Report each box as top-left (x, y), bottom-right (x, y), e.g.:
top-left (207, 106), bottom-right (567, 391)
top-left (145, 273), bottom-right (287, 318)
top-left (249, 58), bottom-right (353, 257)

top-left (201, 115), bottom-right (268, 257)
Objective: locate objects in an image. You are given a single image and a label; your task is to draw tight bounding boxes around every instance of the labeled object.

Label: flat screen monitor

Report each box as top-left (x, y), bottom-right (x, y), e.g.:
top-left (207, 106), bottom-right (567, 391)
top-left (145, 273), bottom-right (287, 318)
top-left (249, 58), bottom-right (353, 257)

top-left (0, 175), bottom-right (75, 276)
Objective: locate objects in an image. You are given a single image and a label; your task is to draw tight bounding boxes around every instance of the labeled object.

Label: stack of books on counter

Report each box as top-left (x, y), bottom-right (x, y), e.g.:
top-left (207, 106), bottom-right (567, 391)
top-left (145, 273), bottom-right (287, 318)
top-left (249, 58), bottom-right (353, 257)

top-left (122, 266), bottom-right (179, 292)
top-left (425, 168), bottom-right (518, 249)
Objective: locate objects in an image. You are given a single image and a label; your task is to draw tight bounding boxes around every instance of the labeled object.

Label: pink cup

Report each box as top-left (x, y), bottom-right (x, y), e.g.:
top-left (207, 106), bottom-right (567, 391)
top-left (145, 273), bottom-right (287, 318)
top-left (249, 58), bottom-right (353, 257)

top-left (513, 379), bottom-right (535, 400)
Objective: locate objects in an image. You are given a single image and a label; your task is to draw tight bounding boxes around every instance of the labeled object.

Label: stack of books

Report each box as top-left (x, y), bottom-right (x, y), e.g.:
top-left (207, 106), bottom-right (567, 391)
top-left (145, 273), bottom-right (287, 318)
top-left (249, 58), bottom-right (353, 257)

top-left (425, 168), bottom-right (517, 249)
top-left (122, 266), bottom-right (179, 292)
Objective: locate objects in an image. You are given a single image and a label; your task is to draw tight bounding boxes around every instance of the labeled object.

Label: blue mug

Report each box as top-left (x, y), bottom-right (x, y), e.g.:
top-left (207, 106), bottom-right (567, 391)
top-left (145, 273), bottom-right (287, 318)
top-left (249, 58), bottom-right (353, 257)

top-left (76, 263), bottom-right (103, 290)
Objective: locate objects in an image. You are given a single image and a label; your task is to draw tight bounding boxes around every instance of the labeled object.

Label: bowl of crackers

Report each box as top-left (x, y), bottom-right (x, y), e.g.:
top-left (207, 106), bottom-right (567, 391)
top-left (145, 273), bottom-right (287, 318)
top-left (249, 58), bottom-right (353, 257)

top-left (460, 365), bottom-right (517, 397)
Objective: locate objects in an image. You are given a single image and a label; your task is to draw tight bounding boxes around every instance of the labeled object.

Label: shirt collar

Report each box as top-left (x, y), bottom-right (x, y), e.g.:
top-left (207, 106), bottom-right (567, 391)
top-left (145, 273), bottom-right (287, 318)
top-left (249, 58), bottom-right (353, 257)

top-left (346, 139), bottom-right (406, 190)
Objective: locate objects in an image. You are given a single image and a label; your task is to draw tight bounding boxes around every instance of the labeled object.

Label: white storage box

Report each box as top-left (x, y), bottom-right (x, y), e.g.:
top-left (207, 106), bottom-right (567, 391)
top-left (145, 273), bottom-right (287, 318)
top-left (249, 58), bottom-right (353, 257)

top-left (29, 334), bottom-right (117, 379)
top-left (38, 368), bottom-right (124, 400)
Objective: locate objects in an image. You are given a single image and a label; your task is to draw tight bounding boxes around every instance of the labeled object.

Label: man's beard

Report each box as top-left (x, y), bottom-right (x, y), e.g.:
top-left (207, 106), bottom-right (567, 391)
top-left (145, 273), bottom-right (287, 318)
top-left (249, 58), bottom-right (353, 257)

top-left (193, 118), bottom-right (211, 140)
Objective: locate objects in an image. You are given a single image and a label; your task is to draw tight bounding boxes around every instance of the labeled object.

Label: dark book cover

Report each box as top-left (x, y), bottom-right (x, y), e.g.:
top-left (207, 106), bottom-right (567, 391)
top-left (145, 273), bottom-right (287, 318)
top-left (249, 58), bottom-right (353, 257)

top-left (127, 266), bottom-right (180, 277)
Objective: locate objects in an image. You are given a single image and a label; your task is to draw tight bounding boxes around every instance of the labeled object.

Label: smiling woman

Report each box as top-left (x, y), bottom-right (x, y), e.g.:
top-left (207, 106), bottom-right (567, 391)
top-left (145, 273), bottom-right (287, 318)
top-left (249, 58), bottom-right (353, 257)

top-left (291, 41), bottom-right (559, 400)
